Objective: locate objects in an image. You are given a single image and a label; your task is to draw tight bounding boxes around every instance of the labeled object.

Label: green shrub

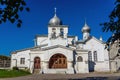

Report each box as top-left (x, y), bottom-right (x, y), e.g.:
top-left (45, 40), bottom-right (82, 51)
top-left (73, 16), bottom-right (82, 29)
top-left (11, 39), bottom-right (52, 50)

top-left (12, 66), bottom-right (19, 70)
top-left (0, 69), bottom-right (31, 78)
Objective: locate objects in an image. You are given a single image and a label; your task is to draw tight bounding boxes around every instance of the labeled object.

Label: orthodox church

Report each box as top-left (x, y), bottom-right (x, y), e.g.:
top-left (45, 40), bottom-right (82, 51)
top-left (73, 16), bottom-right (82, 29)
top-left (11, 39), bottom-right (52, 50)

top-left (11, 9), bottom-right (110, 74)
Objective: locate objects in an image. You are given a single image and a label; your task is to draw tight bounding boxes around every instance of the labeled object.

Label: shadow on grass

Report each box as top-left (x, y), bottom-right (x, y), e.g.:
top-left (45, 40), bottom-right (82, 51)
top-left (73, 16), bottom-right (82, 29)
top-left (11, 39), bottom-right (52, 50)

top-left (44, 77), bottom-right (119, 80)
top-left (69, 77), bottom-right (107, 80)
top-left (69, 77), bottom-right (120, 80)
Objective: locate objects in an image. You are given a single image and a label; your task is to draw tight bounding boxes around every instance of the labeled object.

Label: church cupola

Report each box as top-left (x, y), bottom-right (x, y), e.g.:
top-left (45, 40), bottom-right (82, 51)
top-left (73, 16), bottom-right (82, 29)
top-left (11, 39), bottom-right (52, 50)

top-left (81, 20), bottom-right (91, 40)
top-left (49, 8), bottom-right (62, 26)
top-left (48, 8), bottom-right (68, 41)
top-left (82, 21), bottom-right (90, 33)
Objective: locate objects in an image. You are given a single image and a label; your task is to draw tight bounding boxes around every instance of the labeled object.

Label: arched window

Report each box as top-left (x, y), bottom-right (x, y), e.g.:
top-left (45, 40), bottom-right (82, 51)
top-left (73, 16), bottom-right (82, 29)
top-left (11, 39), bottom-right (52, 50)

top-left (77, 56), bottom-right (83, 62)
top-left (60, 28), bottom-right (64, 37)
top-left (88, 51), bottom-right (92, 61)
top-left (52, 28), bottom-right (56, 38)
top-left (94, 51), bottom-right (97, 62)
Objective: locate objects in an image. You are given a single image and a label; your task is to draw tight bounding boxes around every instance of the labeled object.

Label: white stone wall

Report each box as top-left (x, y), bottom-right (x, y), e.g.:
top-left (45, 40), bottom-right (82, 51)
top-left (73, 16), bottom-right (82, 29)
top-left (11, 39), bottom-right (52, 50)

top-left (75, 51), bottom-right (89, 73)
top-left (83, 37), bottom-right (110, 72)
top-left (29, 47), bottom-right (74, 74)
top-left (36, 37), bottom-right (48, 46)
top-left (49, 38), bottom-right (67, 46)
top-left (11, 50), bottom-right (30, 69)
top-left (94, 61), bottom-right (110, 72)
top-left (84, 38), bottom-right (105, 61)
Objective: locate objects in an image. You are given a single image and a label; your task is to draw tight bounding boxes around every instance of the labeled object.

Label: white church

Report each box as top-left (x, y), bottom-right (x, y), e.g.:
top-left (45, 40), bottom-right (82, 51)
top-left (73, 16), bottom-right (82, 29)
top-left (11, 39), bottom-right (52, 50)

top-left (11, 9), bottom-right (110, 74)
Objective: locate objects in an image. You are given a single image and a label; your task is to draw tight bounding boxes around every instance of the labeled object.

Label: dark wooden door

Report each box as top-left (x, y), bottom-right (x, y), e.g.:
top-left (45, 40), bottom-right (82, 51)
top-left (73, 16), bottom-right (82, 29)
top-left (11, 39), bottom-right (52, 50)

top-left (49, 54), bottom-right (67, 69)
top-left (34, 57), bottom-right (40, 69)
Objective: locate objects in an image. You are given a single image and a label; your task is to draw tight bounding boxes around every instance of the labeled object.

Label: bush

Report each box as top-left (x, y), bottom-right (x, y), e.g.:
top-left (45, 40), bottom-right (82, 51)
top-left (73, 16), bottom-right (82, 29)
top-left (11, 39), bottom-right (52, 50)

top-left (0, 69), bottom-right (31, 78)
top-left (13, 66), bottom-right (19, 70)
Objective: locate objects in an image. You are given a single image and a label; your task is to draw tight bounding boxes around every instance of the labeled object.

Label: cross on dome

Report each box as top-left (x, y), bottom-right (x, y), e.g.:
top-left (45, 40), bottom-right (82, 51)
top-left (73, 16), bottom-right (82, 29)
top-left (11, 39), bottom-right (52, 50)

top-left (81, 19), bottom-right (91, 33)
top-left (54, 7), bottom-right (57, 16)
top-left (48, 8), bottom-right (62, 26)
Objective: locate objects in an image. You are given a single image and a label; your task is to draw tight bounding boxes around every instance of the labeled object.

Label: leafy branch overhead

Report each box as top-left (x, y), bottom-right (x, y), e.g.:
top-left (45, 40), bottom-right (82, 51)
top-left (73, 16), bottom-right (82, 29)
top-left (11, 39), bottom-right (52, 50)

top-left (101, 0), bottom-right (120, 43)
top-left (0, 0), bottom-right (30, 27)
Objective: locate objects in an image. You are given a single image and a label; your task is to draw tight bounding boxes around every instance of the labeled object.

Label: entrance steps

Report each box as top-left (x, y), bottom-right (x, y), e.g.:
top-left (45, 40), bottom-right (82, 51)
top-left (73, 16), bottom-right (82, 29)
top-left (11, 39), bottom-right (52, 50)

top-left (33, 69), bottom-right (40, 74)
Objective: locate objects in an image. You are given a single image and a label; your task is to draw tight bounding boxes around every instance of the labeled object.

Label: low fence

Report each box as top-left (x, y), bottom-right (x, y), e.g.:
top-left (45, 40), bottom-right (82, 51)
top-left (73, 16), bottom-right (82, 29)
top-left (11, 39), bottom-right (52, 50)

top-left (0, 59), bottom-right (11, 69)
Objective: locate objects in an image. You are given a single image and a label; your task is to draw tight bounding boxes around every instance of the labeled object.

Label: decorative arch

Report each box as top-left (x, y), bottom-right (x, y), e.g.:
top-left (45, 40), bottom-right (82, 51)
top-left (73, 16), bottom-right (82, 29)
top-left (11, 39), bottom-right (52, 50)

top-left (77, 56), bottom-right (83, 62)
top-left (49, 53), bottom-right (67, 69)
top-left (34, 57), bottom-right (41, 69)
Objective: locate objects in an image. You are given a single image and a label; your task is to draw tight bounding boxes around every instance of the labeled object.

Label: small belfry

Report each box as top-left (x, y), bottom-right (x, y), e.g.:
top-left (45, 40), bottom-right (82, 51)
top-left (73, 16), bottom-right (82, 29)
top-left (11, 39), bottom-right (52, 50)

top-left (81, 20), bottom-right (91, 40)
top-left (48, 8), bottom-right (68, 40)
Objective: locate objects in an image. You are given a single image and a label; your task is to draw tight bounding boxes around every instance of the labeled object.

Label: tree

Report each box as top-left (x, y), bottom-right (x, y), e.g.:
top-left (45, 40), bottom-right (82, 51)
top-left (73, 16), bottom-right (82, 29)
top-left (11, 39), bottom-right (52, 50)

top-left (0, 0), bottom-right (30, 27)
top-left (101, 0), bottom-right (120, 44)
top-left (0, 55), bottom-right (10, 60)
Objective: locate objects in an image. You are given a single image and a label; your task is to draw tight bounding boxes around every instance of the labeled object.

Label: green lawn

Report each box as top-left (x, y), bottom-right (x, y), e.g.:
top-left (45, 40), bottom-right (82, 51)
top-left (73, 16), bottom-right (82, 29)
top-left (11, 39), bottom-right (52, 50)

top-left (0, 69), bottom-right (31, 78)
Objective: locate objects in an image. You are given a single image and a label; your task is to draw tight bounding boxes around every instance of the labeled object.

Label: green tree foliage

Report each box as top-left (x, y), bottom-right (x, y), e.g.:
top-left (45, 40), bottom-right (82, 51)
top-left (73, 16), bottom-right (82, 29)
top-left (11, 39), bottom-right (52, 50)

top-left (0, 0), bottom-right (30, 27)
top-left (101, 0), bottom-right (120, 44)
top-left (0, 55), bottom-right (10, 60)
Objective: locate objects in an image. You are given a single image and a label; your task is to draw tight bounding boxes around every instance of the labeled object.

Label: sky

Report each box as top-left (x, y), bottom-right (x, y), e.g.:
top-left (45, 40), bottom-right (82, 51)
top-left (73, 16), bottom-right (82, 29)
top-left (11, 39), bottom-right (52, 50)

top-left (0, 0), bottom-right (115, 56)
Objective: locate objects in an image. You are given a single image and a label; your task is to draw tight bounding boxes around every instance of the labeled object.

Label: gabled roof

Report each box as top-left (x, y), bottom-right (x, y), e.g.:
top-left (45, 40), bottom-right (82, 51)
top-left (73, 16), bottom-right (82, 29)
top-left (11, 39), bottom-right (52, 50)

top-left (76, 40), bottom-right (85, 44)
top-left (35, 34), bottom-right (48, 38)
top-left (48, 25), bottom-right (68, 27)
top-left (76, 36), bottom-right (106, 44)
top-left (35, 34), bottom-right (75, 38)
top-left (41, 45), bottom-right (74, 51)
top-left (75, 49), bottom-right (88, 52)
top-left (11, 44), bottom-right (48, 54)
top-left (89, 36), bottom-right (106, 44)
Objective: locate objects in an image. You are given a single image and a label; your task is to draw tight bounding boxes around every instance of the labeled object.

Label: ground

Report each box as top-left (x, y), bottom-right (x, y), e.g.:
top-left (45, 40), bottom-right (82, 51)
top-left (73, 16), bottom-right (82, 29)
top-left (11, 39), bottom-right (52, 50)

top-left (1, 72), bottom-right (120, 80)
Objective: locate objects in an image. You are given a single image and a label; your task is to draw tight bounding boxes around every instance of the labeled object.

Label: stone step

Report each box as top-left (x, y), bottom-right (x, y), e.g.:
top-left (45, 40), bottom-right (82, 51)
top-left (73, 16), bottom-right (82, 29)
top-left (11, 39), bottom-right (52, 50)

top-left (33, 69), bottom-right (40, 74)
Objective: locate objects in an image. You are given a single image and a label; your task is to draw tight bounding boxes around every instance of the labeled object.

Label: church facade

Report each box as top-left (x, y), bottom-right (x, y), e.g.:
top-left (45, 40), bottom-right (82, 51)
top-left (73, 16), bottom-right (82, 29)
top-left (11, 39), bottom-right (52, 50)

top-left (11, 10), bottom-right (110, 74)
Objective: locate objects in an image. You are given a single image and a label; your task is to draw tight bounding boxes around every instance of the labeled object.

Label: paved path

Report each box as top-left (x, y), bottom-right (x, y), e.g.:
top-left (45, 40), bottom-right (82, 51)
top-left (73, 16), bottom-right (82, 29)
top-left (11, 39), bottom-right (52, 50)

top-left (0, 72), bottom-right (120, 80)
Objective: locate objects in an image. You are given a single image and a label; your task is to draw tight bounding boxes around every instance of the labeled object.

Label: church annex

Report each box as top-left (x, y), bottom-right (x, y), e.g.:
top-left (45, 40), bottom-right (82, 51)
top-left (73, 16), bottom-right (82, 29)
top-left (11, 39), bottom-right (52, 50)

top-left (11, 9), bottom-right (110, 74)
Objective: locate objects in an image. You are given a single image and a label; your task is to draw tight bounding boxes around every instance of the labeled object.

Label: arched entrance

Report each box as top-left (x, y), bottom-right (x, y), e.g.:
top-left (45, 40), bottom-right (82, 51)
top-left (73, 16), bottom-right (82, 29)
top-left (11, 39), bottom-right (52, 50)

top-left (34, 57), bottom-right (41, 69)
top-left (49, 54), bottom-right (67, 69)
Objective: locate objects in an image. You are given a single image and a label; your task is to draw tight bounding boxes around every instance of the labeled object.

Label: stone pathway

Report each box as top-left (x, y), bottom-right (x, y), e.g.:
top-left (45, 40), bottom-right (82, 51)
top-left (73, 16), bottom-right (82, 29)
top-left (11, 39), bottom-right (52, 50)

top-left (0, 72), bottom-right (120, 80)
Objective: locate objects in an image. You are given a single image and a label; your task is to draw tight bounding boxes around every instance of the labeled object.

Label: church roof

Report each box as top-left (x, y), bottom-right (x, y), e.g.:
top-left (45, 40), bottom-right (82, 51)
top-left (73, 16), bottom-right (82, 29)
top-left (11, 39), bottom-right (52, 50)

top-left (48, 25), bottom-right (68, 27)
top-left (11, 44), bottom-right (48, 54)
top-left (76, 36), bottom-right (106, 44)
top-left (35, 34), bottom-right (76, 38)
top-left (41, 45), bottom-right (74, 51)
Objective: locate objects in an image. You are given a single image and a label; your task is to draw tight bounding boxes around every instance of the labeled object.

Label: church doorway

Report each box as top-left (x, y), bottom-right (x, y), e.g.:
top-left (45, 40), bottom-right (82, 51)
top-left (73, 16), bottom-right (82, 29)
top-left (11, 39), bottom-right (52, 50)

top-left (34, 57), bottom-right (41, 69)
top-left (49, 54), bottom-right (67, 69)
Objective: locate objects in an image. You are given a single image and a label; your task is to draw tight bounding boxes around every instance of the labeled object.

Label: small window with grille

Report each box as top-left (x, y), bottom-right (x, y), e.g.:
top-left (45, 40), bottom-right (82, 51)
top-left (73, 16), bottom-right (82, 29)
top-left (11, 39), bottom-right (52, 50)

top-left (20, 58), bottom-right (25, 64)
top-left (88, 51), bottom-right (92, 61)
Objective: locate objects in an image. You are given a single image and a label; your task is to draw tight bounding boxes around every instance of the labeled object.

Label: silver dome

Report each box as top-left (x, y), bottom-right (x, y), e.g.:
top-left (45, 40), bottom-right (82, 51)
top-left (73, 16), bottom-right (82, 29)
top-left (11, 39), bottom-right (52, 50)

top-left (49, 14), bottom-right (62, 26)
top-left (82, 23), bottom-right (91, 33)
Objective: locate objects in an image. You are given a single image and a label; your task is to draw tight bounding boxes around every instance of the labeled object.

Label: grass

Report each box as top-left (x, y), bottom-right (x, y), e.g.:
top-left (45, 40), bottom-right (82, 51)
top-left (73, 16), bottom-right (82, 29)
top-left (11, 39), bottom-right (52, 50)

top-left (0, 69), bottom-right (31, 78)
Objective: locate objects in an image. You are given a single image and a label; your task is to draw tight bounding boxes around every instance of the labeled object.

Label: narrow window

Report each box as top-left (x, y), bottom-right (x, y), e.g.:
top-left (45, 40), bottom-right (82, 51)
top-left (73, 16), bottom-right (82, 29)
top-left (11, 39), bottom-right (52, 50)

top-left (60, 28), bottom-right (64, 37)
top-left (88, 51), bottom-right (92, 61)
top-left (20, 58), bottom-right (25, 64)
top-left (94, 51), bottom-right (97, 62)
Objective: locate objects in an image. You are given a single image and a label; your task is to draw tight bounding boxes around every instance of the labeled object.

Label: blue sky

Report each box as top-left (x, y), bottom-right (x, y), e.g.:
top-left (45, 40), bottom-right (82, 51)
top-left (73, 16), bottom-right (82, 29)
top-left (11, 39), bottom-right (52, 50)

top-left (0, 0), bottom-right (115, 56)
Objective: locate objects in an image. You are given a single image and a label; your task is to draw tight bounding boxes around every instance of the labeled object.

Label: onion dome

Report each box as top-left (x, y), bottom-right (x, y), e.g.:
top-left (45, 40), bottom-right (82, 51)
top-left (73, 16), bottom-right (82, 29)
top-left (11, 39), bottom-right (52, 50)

top-left (81, 21), bottom-right (91, 33)
top-left (49, 8), bottom-right (62, 26)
